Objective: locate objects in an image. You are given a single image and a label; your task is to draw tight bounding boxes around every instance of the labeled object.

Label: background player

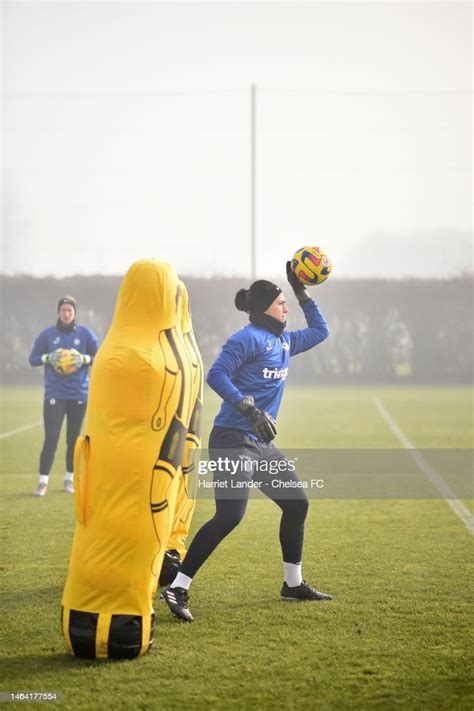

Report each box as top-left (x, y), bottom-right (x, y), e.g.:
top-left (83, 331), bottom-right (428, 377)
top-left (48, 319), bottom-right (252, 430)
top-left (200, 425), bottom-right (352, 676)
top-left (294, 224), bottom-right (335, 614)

top-left (29, 296), bottom-right (99, 496)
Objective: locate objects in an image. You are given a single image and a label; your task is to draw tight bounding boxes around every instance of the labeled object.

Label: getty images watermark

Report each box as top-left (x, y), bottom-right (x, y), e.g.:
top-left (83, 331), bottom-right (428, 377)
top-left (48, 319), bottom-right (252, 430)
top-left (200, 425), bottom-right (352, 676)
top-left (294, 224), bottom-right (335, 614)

top-left (197, 455), bottom-right (324, 490)
top-left (185, 448), bottom-right (473, 500)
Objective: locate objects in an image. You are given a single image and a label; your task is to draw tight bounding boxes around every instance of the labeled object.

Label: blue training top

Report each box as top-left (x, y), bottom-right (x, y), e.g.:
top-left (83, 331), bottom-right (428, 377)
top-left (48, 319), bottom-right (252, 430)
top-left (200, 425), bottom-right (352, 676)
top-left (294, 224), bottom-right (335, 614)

top-left (29, 324), bottom-right (99, 401)
top-left (207, 299), bottom-right (329, 436)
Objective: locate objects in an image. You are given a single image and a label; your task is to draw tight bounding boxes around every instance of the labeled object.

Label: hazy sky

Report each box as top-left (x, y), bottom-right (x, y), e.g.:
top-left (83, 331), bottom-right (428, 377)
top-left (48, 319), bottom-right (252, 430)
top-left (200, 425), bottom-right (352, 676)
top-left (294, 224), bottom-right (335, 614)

top-left (2, 1), bottom-right (472, 279)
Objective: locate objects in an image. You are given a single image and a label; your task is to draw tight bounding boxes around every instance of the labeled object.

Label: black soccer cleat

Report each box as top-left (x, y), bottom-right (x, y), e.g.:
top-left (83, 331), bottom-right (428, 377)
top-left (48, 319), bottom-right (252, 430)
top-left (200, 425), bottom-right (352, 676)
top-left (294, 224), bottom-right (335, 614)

top-left (280, 581), bottom-right (333, 601)
top-left (159, 549), bottom-right (181, 587)
top-left (162, 585), bottom-right (193, 622)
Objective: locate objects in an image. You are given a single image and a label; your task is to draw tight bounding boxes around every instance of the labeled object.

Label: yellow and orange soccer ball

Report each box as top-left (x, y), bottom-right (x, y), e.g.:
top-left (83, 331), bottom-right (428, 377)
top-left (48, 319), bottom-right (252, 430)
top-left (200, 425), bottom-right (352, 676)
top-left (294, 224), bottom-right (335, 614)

top-left (291, 246), bottom-right (332, 286)
top-left (54, 349), bottom-right (80, 375)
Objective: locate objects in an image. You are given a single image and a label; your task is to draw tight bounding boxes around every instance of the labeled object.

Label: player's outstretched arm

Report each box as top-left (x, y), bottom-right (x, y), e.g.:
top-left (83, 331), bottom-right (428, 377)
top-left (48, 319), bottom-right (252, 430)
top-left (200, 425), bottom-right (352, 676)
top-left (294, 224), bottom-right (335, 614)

top-left (286, 261), bottom-right (330, 356)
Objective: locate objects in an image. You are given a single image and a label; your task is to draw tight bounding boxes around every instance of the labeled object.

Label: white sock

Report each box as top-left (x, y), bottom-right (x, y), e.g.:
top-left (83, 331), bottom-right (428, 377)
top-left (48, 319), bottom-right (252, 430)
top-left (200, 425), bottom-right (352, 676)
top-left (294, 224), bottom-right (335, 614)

top-left (284, 562), bottom-right (303, 588)
top-left (171, 572), bottom-right (192, 591)
top-left (65, 471), bottom-right (74, 482)
top-left (39, 475), bottom-right (49, 485)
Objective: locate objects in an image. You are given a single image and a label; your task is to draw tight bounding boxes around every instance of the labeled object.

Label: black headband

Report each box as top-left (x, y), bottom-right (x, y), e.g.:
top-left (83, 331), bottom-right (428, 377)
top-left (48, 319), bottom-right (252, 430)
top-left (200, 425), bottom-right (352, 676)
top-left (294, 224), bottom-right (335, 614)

top-left (247, 281), bottom-right (282, 314)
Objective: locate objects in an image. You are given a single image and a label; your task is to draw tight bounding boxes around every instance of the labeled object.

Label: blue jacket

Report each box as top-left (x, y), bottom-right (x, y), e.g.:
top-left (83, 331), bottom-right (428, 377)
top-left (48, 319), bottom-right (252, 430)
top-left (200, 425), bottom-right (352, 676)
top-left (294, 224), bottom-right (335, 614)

top-left (207, 299), bottom-right (329, 436)
top-left (29, 324), bottom-right (99, 401)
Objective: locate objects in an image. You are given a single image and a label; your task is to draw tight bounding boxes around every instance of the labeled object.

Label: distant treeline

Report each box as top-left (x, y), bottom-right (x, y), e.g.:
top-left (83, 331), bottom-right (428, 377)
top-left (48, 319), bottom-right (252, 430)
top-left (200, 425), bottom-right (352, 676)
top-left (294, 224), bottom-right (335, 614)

top-left (1, 275), bottom-right (472, 385)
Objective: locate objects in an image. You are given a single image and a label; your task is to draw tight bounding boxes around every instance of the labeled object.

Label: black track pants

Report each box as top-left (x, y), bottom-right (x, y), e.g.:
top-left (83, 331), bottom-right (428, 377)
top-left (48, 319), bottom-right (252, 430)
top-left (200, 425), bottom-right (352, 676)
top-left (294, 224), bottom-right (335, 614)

top-left (39, 398), bottom-right (87, 476)
top-left (180, 426), bottom-right (309, 579)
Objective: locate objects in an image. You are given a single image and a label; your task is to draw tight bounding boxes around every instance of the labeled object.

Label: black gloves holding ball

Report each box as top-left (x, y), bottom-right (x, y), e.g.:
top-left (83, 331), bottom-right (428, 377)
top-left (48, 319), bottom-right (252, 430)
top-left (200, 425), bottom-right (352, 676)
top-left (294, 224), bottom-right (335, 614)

top-left (286, 261), bottom-right (311, 303)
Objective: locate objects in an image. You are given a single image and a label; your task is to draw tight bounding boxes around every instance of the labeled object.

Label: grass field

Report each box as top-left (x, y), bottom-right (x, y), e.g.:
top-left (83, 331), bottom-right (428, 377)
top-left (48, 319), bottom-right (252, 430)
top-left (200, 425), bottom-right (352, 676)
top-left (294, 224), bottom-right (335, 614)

top-left (1, 385), bottom-right (473, 710)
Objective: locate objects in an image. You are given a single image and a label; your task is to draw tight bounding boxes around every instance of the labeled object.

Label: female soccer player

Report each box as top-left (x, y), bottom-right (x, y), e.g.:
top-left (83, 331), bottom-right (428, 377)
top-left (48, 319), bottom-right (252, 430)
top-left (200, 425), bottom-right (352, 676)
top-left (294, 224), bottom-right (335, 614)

top-left (163, 264), bottom-right (332, 621)
top-left (29, 296), bottom-right (99, 496)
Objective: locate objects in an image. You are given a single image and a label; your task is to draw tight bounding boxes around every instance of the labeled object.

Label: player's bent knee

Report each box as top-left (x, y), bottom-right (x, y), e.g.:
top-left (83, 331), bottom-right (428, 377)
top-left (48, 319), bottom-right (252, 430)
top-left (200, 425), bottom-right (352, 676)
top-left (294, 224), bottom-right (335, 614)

top-left (285, 495), bottom-right (309, 523)
top-left (214, 512), bottom-right (245, 536)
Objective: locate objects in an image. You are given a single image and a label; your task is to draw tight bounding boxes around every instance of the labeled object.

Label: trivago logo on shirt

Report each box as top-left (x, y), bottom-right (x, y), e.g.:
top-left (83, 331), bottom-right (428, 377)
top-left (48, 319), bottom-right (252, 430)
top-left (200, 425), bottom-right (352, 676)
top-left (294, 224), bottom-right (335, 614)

top-left (209, 300), bottom-right (329, 433)
top-left (262, 367), bottom-right (289, 381)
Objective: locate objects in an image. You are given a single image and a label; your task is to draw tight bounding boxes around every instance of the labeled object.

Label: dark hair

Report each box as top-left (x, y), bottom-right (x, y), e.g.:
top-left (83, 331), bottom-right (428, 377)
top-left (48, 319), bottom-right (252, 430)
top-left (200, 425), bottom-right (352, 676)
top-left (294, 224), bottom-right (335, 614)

top-left (235, 288), bottom-right (250, 313)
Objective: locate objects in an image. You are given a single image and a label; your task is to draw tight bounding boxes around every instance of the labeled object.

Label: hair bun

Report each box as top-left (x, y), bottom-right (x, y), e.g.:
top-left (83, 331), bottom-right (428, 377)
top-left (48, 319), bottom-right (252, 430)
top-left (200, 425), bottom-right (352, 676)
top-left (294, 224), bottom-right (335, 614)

top-left (235, 288), bottom-right (250, 312)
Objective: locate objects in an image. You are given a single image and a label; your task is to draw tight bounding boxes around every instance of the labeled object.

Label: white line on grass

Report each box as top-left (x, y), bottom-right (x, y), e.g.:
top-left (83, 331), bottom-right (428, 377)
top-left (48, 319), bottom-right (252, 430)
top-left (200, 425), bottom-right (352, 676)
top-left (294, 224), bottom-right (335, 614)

top-left (373, 398), bottom-right (474, 536)
top-left (0, 421), bottom-right (42, 440)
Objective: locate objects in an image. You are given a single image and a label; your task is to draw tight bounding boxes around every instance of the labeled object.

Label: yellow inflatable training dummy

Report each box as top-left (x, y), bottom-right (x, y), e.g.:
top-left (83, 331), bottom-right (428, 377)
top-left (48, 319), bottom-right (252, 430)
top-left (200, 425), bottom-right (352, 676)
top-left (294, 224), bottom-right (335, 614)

top-left (159, 283), bottom-right (203, 584)
top-left (62, 260), bottom-right (195, 659)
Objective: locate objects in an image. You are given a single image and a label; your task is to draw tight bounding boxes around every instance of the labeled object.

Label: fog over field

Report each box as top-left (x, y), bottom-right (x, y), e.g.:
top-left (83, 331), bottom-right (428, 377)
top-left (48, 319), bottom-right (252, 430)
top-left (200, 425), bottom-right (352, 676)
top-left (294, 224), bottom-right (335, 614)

top-left (2, 1), bottom-right (471, 278)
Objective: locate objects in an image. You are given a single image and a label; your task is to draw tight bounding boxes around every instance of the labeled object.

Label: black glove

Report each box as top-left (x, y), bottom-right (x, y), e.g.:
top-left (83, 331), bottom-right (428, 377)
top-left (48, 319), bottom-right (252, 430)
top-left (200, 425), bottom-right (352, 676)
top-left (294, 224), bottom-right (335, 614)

top-left (236, 396), bottom-right (277, 444)
top-left (286, 261), bottom-right (311, 303)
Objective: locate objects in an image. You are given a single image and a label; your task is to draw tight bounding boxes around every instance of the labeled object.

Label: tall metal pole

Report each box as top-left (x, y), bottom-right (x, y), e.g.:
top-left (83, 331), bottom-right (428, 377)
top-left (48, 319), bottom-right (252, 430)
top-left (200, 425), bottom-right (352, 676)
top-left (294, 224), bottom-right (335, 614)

top-left (250, 84), bottom-right (257, 280)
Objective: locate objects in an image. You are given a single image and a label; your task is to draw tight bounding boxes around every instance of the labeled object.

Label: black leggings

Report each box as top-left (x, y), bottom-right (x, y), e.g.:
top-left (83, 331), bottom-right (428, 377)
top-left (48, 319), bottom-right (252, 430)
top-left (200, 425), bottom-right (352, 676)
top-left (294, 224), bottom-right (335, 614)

top-left (39, 398), bottom-right (87, 476)
top-left (180, 427), bottom-right (309, 578)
